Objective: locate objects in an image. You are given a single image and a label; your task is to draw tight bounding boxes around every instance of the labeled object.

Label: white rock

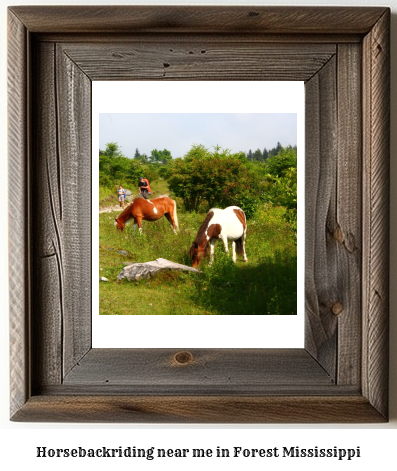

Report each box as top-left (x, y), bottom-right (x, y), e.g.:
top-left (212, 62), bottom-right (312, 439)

top-left (117, 258), bottom-right (201, 281)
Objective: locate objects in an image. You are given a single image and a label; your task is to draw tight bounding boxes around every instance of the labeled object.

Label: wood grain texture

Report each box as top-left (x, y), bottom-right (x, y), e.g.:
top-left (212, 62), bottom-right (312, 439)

top-left (11, 396), bottom-right (385, 424)
top-left (9, 6), bottom-right (387, 34)
top-left (8, 10), bottom-right (30, 419)
top-left (31, 42), bottom-right (92, 388)
top-left (56, 44), bottom-right (92, 377)
top-left (8, 6), bottom-right (390, 423)
top-left (32, 42), bottom-right (63, 388)
top-left (62, 349), bottom-right (333, 391)
top-left (60, 42), bottom-right (335, 81)
top-left (335, 43), bottom-right (362, 386)
top-left (34, 33), bottom-right (363, 45)
top-left (304, 57), bottom-right (338, 377)
top-left (362, 9), bottom-right (390, 419)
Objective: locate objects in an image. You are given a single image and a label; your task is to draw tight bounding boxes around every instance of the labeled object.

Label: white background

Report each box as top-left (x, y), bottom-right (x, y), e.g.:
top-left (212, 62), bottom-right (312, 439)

top-left (92, 81), bottom-right (305, 348)
top-left (1, 0), bottom-right (396, 469)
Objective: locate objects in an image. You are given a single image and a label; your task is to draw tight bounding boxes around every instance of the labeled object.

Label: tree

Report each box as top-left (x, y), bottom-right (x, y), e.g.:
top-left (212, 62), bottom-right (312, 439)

top-left (184, 143), bottom-right (211, 161)
top-left (101, 142), bottom-right (125, 158)
top-left (265, 145), bottom-right (297, 177)
top-left (253, 148), bottom-right (263, 162)
top-left (268, 167), bottom-right (297, 210)
top-left (134, 148), bottom-right (150, 163)
top-left (99, 142), bottom-right (141, 188)
top-left (149, 148), bottom-right (172, 165)
top-left (262, 144), bottom-right (298, 242)
top-left (165, 144), bottom-right (262, 217)
top-left (267, 167), bottom-right (297, 242)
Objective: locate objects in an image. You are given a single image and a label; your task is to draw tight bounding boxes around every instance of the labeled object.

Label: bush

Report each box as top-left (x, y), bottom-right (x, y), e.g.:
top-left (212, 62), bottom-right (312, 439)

top-left (165, 144), bottom-right (262, 217)
top-left (265, 145), bottom-right (297, 177)
top-left (99, 142), bottom-right (155, 190)
top-left (266, 167), bottom-right (297, 241)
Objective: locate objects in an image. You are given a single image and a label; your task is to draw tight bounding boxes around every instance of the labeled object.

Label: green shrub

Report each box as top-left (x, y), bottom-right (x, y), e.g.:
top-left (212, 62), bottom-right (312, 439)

top-left (165, 144), bottom-right (262, 217)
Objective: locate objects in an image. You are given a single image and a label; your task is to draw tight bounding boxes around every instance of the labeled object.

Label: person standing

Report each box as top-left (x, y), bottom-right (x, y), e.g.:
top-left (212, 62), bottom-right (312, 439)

top-left (138, 176), bottom-right (150, 199)
top-left (117, 185), bottom-right (126, 207)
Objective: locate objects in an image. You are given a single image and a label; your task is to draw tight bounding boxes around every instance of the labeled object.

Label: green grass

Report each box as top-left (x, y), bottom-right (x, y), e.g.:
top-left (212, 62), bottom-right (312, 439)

top-left (99, 202), bottom-right (297, 315)
top-left (99, 186), bottom-right (119, 208)
top-left (149, 178), bottom-right (169, 196)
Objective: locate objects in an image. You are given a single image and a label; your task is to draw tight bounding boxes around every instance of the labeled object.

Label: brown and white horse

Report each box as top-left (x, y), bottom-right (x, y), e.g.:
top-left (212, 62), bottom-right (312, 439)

top-left (114, 196), bottom-right (179, 234)
top-left (190, 206), bottom-right (248, 268)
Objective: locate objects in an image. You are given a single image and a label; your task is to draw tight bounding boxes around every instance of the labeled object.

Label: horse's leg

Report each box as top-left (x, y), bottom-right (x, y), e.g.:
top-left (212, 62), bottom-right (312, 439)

top-left (231, 241), bottom-right (237, 263)
top-left (164, 213), bottom-right (177, 234)
top-left (132, 218), bottom-right (138, 231)
top-left (136, 218), bottom-right (143, 234)
top-left (242, 231), bottom-right (248, 262)
top-left (221, 236), bottom-right (230, 258)
top-left (209, 239), bottom-right (216, 265)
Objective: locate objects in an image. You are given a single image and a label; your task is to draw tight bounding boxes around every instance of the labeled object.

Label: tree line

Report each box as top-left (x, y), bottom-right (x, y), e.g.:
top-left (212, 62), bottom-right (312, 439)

top-left (246, 142), bottom-right (297, 163)
top-left (99, 142), bottom-right (296, 188)
top-left (99, 141), bottom-right (297, 236)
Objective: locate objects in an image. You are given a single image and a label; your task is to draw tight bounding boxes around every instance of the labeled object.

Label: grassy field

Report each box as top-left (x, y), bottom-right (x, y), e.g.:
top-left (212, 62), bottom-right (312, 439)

top-left (99, 185), bottom-right (297, 315)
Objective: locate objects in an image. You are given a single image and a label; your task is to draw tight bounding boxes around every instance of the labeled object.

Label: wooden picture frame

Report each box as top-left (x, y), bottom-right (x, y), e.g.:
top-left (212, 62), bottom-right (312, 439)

top-left (8, 6), bottom-right (390, 423)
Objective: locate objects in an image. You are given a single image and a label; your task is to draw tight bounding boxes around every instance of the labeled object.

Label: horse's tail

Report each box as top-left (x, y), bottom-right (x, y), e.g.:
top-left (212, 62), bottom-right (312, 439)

top-left (235, 237), bottom-right (244, 256)
top-left (172, 198), bottom-right (179, 231)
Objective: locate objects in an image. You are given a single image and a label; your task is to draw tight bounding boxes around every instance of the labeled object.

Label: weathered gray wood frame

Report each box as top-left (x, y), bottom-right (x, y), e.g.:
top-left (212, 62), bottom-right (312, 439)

top-left (8, 6), bottom-right (390, 423)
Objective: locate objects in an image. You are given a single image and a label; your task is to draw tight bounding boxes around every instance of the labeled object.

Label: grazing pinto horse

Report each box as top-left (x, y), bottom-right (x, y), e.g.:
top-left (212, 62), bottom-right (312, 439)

top-left (190, 206), bottom-right (248, 268)
top-left (114, 196), bottom-right (179, 234)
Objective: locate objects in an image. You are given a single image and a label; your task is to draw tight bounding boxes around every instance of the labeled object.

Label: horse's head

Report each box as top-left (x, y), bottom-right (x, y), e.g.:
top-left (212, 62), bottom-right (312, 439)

top-left (114, 218), bottom-right (125, 231)
top-left (190, 241), bottom-right (206, 268)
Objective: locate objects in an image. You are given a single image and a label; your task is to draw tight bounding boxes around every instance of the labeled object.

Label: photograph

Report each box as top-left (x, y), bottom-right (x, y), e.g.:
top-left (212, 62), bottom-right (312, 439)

top-left (98, 112), bottom-right (298, 316)
top-left (4, 1), bottom-right (394, 440)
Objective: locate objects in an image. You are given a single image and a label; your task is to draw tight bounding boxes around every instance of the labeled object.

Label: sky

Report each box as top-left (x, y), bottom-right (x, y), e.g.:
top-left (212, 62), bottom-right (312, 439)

top-left (98, 113), bottom-right (297, 160)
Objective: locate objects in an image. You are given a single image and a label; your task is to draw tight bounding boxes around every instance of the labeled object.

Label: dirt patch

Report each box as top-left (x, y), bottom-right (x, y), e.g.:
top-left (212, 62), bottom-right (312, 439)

top-left (99, 205), bottom-right (123, 214)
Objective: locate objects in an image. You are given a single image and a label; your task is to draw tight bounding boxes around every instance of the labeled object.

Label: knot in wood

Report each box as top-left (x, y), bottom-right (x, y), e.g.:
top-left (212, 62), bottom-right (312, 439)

top-left (174, 351), bottom-right (194, 365)
top-left (333, 225), bottom-right (344, 244)
top-left (331, 302), bottom-right (344, 316)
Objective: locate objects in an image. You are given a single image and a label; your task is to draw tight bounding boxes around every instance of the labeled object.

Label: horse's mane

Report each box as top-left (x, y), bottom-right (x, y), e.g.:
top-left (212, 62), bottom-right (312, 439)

top-left (117, 202), bottom-right (134, 219)
top-left (193, 211), bottom-right (214, 244)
